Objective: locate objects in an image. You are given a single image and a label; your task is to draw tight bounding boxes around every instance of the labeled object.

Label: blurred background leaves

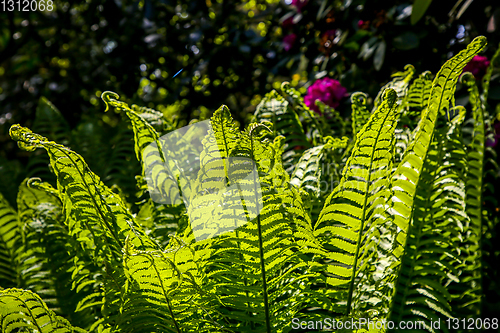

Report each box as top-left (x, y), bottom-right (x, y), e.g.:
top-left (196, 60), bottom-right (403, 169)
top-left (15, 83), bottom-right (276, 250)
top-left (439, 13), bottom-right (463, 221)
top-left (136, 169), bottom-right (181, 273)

top-left (1, 0), bottom-right (499, 206)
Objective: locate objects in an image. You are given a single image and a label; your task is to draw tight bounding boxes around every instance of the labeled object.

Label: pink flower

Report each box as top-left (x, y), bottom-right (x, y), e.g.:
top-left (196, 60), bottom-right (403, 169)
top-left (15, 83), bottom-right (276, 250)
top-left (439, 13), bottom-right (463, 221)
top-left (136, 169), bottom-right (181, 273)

top-left (304, 78), bottom-right (348, 113)
top-left (463, 55), bottom-right (490, 80)
top-left (357, 20), bottom-right (370, 29)
top-left (291, 0), bottom-right (308, 12)
top-left (283, 33), bottom-right (297, 51)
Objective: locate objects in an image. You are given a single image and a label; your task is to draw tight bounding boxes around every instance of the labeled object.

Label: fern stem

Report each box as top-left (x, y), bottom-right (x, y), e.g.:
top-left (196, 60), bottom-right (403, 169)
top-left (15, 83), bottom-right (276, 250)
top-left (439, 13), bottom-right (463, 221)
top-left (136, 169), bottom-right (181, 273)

top-left (250, 129), bottom-right (272, 333)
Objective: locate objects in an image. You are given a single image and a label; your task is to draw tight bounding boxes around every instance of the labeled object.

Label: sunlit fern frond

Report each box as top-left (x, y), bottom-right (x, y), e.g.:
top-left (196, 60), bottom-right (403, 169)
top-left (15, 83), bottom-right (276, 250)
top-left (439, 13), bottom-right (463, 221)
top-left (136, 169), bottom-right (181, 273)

top-left (290, 136), bottom-right (348, 222)
top-left (16, 178), bottom-right (98, 329)
top-left (184, 108), bottom-right (322, 332)
top-left (0, 288), bottom-right (87, 333)
top-left (385, 36), bottom-right (487, 330)
top-left (9, 124), bottom-right (160, 330)
top-left (313, 88), bottom-right (399, 317)
top-left (389, 107), bottom-right (469, 331)
top-left (387, 35), bottom-right (486, 260)
top-left (9, 125), bottom-right (157, 261)
top-left (351, 92), bottom-right (371, 136)
top-left (405, 71), bottom-right (433, 118)
top-left (451, 72), bottom-right (485, 317)
top-left (102, 91), bottom-right (202, 210)
top-left (26, 97), bottom-right (70, 183)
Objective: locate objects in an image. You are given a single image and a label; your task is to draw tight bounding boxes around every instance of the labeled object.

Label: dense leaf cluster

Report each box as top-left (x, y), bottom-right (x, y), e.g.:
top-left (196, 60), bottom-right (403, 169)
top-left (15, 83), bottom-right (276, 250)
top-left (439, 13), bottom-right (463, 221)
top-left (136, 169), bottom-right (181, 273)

top-left (0, 36), bottom-right (499, 333)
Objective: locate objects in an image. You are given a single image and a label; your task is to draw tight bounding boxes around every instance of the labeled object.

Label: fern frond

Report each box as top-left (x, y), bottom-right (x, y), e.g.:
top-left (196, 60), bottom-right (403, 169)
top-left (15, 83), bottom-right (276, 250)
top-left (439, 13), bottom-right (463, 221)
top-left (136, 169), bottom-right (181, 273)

top-left (280, 82), bottom-right (328, 144)
top-left (9, 124), bottom-right (161, 329)
top-left (290, 136), bottom-right (348, 222)
top-left (389, 106), bottom-right (468, 329)
top-left (453, 72), bottom-right (485, 316)
top-left (386, 36), bottom-right (487, 327)
top-left (314, 88), bottom-right (398, 316)
top-left (16, 178), bottom-right (99, 329)
top-left (9, 125), bottom-right (157, 261)
top-left (351, 92), bottom-right (371, 136)
top-left (0, 288), bottom-right (87, 332)
top-left (387, 36), bottom-right (486, 257)
top-left (253, 90), bottom-right (310, 174)
top-left (0, 192), bottom-right (19, 289)
top-left (26, 97), bottom-right (70, 182)
top-left (185, 108), bottom-right (322, 332)
top-left (188, 106), bottom-right (261, 242)
top-left (102, 91), bottom-right (165, 168)
top-left (102, 91), bottom-right (203, 210)
top-left (406, 71), bottom-right (433, 117)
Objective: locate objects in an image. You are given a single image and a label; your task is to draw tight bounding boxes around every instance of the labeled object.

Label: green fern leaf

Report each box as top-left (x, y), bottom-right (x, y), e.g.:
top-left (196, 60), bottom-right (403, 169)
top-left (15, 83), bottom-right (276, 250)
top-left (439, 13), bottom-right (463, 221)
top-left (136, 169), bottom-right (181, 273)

top-left (453, 72), bottom-right (485, 316)
top-left (186, 109), bottom-right (322, 332)
top-left (314, 88), bottom-right (398, 316)
top-left (26, 97), bottom-right (70, 182)
top-left (388, 36), bottom-right (486, 255)
top-left (102, 91), bottom-right (203, 209)
top-left (188, 106), bottom-right (262, 242)
top-left (102, 91), bottom-right (165, 167)
top-left (0, 288), bottom-right (87, 332)
top-left (9, 124), bottom-right (157, 261)
top-left (351, 92), bottom-right (371, 136)
top-left (406, 71), bottom-right (433, 117)
top-left (385, 36), bottom-right (487, 327)
top-left (389, 107), bottom-right (469, 328)
top-left (0, 192), bottom-right (19, 289)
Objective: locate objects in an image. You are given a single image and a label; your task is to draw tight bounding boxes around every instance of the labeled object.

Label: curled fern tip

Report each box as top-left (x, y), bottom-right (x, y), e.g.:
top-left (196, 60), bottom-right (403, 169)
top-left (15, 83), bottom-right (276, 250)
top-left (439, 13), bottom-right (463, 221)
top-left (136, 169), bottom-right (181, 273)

top-left (101, 90), bottom-right (120, 112)
top-left (460, 71), bottom-right (476, 85)
top-left (8, 124), bottom-right (23, 141)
